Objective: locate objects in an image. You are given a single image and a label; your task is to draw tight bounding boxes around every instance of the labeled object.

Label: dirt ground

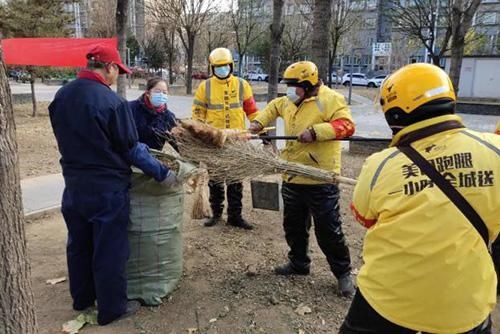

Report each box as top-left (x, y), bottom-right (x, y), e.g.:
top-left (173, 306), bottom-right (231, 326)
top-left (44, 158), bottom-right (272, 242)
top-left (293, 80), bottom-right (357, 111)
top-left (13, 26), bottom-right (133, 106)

top-left (27, 155), bottom-right (367, 334)
top-left (15, 102), bottom-right (61, 178)
top-left (14, 102), bottom-right (499, 333)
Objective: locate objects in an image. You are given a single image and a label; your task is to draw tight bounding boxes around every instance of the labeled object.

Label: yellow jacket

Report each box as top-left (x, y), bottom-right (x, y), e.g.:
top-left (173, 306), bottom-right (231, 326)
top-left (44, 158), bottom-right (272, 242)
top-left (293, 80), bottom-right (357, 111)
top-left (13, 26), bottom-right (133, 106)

top-left (351, 114), bottom-right (500, 333)
top-left (192, 75), bottom-right (258, 130)
top-left (254, 85), bottom-right (354, 184)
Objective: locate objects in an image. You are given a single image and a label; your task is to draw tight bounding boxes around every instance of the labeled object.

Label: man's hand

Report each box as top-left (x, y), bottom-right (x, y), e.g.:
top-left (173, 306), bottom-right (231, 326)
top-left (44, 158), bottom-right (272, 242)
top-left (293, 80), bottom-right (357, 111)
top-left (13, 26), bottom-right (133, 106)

top-left (298, 128), bottom-right (316, 143)
top-left (248, 121), bottom-right (264, 134)
top-left (160, 170), bottom-right (179, 187)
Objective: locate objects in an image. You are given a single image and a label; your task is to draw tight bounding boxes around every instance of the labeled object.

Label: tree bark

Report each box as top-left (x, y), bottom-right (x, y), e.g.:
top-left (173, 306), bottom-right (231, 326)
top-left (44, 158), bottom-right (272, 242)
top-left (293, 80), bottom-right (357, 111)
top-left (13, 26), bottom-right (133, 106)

top-left (116, 0), bottom-right (129, 98)
top-left (311, 0), bottom-right (332, 83)
top-left (186, 32), bottom-right (196, 95)
top-left (0, 51), bottom-right (38, 334)
top-left (267, 0), bottom-right (284, 102)
top-left (449, 0), bottom-right (481, 92)
top-left (29, 72), bottom-right (37, 118)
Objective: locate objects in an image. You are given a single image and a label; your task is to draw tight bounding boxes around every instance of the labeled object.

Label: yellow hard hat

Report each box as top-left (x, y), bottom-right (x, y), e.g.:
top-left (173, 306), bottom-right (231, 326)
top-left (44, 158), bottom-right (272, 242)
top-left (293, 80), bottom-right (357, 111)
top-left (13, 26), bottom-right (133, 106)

top-left (208, 48), bottom-right (234, 67)
top-left (380, 63), bottom-right (456, 115)
top-left (282, 61), bottom-right (319, 89)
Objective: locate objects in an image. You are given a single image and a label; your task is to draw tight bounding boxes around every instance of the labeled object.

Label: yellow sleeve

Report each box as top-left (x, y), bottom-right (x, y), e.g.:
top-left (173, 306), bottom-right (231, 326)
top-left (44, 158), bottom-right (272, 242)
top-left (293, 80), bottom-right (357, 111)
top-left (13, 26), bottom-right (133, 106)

top-left (312, 91), bottom-right (355, 141)
top-left (192, 81), bottom-right (207, 122)
top-left (253, 97), bottom-right (283, 127)
top-left (351, 155), bottom-right (380, 228)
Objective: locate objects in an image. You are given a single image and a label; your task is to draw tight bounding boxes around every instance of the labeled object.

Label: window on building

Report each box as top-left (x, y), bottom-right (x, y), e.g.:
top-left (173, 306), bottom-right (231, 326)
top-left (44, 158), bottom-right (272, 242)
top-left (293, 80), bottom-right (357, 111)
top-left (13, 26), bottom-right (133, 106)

top-left (351, 0), bottom-right (365, 10)
top-left (367, 0), bottom-right (377, 9)
top-left (477, 12), bottom-right (497, 25)
top-left (365, 17), bottom-right (376, 28)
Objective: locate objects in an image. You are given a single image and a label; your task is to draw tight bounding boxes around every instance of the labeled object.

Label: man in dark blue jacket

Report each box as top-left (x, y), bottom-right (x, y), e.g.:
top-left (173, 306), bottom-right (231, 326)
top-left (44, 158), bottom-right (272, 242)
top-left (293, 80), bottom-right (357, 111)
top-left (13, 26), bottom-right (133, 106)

top-left (49, 45), bottom-right (177, 325)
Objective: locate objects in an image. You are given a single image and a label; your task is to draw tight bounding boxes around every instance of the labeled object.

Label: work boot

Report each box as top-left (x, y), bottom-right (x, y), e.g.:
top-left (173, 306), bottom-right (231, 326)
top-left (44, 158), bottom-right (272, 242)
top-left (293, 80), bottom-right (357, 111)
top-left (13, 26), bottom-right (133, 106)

top-left (337, 274), bottom-right (355, 298)
top-left (274, 262), bottom-right (310, 276)
top-left (204, 216), bottom-right (223, 227)
top-left (228, 217), bottom-right (254, 230)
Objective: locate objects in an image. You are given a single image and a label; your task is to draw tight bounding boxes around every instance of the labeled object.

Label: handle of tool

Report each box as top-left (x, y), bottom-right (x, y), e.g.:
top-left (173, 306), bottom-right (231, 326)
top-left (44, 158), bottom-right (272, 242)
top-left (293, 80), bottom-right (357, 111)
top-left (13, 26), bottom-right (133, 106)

top-left (336, 176), bottom-right (357, 186)
top-left (252, 135), bottom-right (390, 142)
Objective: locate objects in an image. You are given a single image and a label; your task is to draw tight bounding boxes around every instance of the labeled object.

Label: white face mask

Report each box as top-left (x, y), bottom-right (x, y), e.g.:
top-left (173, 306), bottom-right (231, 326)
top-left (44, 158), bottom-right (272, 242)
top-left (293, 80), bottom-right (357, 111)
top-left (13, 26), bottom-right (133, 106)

top-left (214, 65), bottom-right (231, 78)
top-left (286, 86), bottom-right (301, 103)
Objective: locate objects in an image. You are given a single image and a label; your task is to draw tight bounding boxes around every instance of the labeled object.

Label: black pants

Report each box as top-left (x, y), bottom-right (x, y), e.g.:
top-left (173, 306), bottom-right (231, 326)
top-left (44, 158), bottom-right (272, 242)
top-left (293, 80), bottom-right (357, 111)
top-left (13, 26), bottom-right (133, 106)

top-left (281, 182), bottom-right (351, 278)
top-left (339, 289), bottom-right (492, 334)
top-left (208, 180), bottom-right (243, 219)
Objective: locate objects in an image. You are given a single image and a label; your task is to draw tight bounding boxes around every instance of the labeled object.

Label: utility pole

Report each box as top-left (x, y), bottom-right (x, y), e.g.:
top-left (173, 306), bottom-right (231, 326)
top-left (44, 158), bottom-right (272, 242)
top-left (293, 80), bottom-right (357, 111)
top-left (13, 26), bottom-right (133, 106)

top-left (348, 47), bottom-right (364, 105)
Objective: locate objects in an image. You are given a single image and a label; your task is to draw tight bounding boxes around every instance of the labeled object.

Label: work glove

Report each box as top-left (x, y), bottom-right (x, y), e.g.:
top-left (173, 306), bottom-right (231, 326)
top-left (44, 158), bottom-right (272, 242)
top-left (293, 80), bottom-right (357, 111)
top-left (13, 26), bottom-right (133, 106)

top-left (248, 121), bottom-right (264, 134)
top-left (160, 170), bottom-right (179, 188)
top-left (298, 128), bottom-right (316, 143)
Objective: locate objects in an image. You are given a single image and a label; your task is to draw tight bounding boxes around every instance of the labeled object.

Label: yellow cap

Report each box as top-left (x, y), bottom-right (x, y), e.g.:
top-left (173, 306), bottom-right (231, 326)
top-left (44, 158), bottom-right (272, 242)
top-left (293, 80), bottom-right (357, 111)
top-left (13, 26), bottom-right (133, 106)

top-left (380, 63), bottom-right (456, 114)
top-left (283, 61), bottom-right (319, 88)
top-left (208, 48), bottom-right (233, 67)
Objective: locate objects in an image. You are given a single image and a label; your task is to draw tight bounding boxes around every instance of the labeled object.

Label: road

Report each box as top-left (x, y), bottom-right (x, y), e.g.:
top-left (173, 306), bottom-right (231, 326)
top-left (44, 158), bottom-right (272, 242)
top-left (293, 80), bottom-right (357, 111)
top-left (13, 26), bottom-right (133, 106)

top-left (10, 82), bottom-right (499, 139)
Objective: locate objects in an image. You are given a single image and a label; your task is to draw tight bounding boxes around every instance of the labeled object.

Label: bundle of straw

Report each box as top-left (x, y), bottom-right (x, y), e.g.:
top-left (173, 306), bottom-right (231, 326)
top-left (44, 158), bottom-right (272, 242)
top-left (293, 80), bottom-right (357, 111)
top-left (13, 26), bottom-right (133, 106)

top-left (190, 168), bottom-right (212, 219)
top-left (170, 120), bottom-right (356, 185)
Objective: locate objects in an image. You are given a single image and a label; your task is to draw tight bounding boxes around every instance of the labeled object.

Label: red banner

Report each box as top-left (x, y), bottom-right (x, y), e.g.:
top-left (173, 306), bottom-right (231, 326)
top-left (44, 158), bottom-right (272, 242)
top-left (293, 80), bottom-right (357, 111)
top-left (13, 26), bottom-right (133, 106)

top-left (1, 38), bottom-right (117, 67)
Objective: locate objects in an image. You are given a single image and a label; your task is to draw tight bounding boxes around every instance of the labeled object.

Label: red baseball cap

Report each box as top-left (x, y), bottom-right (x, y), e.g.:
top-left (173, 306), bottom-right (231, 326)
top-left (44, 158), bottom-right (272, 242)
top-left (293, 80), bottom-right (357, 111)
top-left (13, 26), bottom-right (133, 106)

top-left (86, 45), bottom-right (132, 74)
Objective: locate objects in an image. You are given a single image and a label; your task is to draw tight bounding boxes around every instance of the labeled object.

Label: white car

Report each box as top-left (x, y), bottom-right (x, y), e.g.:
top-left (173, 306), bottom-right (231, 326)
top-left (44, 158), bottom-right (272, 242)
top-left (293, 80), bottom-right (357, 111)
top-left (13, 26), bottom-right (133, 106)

top-left (246, 70), bottom-right (268, 81)
top-left (342, 73), bottom-right (368, 86)
top-left (330, 73), bottom-right (341, 84)
top-left (367, 74), bottom-right (388, 88)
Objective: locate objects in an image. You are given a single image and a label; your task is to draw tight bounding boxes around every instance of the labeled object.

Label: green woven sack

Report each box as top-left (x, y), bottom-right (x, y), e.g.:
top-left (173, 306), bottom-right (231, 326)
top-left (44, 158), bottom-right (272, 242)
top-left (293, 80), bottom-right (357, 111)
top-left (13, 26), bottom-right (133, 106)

top-left (126, 171), bottom-right (185, 306)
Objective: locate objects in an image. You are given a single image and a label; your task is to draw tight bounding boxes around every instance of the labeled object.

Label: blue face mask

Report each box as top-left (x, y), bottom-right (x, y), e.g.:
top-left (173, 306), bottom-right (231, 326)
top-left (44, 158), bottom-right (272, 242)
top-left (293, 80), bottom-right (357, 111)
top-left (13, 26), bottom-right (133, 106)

top-left (286, 86), bottom-right (301, 103)
top-left (214, 65), bottom-right (231, 78)
top-left (151, 92), bottom-right (168, 107)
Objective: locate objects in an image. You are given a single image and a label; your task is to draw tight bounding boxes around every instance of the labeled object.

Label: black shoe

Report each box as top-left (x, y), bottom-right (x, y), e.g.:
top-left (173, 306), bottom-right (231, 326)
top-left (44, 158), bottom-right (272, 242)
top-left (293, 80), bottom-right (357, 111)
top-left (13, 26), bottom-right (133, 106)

top-left (274, 262), bottom-right (309, 276)
top-left (98, 300), bottom-right (141, 325)
top-left (228, 217), bottom-right (253, 230)
top-left (338, 274), bottom-right (355, 297)
top-left (117, 300), bottom-right (141, 321)
top-left (204, 216), bottom-right (223, 227)
top-left (73, 301), bottom-right (95, 311)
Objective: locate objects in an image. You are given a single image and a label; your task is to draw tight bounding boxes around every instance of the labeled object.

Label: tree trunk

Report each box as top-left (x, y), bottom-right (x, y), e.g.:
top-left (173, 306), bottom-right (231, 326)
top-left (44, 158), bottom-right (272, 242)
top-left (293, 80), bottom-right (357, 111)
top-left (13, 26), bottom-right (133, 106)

top-left (431, 55), bottom-right (441, 66)
top-left (327, 51), bottom-right (333, 87)
top-left (116, 0), bottom-right (129, 98)
top-left (29, 73), bottom-right (37, 118)
top-left (311, 0), bottom-right (332, 83)
top-left (169, 30), bottom-right (175, 86)
top-left (186, 33), bottom-right (195, 95)
top-left (267, 0), bottom-right (284, 102)
top-left (328, 35), bottom-right (340, 88)
top-left (0, 51), bottom-right (38, 334)
top-left (449, 0), bottom-right (481, 92)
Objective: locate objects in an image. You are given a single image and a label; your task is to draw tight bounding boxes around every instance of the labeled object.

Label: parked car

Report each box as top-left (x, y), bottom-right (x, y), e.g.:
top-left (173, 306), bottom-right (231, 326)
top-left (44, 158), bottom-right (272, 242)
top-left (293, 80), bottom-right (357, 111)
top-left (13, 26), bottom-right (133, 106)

top-left (191, 71), bottom-right (209, 80)
top-left (8, 69), bottom-right (29, 82)
top-left (342, 73), bottom-right (368, 86)
top-left (245, 70), bottom-right (268, 82)
top-left (329, 73), bottom-right (341, 84)
top-left (367, 74), bottom-right (388, 88)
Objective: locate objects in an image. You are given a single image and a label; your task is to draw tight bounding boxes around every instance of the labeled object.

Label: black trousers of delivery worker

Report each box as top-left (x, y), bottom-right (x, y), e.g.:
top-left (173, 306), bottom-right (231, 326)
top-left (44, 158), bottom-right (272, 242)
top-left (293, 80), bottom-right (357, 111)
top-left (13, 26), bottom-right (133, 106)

top-left (61, 188), bottom-right (130, 325)
top-left (208, 180), bottom-right (243, 221)
top-left (281, 182), bottom-right (352, 278)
